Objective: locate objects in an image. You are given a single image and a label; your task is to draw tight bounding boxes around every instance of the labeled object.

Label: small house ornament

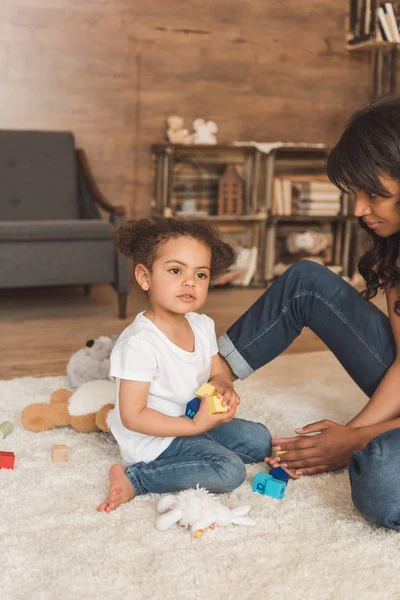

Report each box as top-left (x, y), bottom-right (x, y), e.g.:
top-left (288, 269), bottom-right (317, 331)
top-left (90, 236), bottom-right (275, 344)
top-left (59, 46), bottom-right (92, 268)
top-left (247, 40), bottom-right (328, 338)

top-left (218, 165), bottom-right (243, 215)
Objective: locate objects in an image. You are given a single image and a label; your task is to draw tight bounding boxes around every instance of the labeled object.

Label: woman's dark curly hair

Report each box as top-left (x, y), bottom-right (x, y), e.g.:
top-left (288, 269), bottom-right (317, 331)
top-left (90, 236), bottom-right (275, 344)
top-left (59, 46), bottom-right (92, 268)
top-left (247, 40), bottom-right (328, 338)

top-left (327, 96), bottom-right (400, 314)
top-left (115, 217), bottom-right (236, 280)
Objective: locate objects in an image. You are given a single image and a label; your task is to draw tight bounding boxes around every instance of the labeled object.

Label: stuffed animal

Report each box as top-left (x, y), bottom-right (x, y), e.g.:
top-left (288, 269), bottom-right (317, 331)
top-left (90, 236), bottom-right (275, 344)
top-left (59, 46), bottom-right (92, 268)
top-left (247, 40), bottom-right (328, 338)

top-left (67, 336), bottom-right (114, 389)
top-left (21, 380), bottom-right (116, 433)
top-left (155, 486), bottom-right (255, 538)
top-left (286, 230), bottom-right (331, 255)
top-left (192, 118), bottom-right (218, 145)
top-left (166, 115), bottom-right (193, 145)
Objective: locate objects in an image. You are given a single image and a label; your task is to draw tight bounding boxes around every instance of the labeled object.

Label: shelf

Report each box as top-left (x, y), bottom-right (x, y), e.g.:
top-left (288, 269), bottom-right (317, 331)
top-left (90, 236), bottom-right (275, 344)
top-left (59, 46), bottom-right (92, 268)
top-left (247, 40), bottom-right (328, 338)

top-left (175, 213), bottom-right (267, 222)
top-left (268, 215), bottom-right (357, 224)
top-left (347, 39), bottom-right (399, 51)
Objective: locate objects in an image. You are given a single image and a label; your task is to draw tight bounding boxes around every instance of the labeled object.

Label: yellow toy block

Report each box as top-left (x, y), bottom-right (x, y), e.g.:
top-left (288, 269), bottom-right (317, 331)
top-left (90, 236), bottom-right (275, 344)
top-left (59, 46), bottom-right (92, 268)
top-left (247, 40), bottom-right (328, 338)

top-left (273, 449), bottom-right (293, 457)
top-left (208, 395), bottom-right (228, 414)
top-left (196, 383), bottom-right (216, 399)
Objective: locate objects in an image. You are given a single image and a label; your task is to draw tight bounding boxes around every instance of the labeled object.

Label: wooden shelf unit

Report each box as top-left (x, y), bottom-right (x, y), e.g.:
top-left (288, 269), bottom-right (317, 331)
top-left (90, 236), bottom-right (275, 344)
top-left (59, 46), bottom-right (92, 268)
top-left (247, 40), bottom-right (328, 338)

top-left (261, 146), bottom-right (355, 283)
top-left (151, 143), bottom-right (355, 287)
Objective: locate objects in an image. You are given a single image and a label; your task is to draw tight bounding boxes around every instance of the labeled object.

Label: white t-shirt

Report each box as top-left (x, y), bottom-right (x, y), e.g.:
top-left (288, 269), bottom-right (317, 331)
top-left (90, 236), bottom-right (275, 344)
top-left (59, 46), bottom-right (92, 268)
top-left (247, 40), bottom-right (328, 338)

top-left (108, 311), bottom-right (219, 464)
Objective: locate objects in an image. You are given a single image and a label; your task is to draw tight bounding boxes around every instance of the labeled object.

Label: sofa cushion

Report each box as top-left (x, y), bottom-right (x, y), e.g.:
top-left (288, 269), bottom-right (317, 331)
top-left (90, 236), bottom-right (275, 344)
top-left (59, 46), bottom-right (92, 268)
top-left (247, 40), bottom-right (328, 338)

top-left (0, 130), bottom-right (78, 221)
top-left (0, 220), bottom-right (113, 241)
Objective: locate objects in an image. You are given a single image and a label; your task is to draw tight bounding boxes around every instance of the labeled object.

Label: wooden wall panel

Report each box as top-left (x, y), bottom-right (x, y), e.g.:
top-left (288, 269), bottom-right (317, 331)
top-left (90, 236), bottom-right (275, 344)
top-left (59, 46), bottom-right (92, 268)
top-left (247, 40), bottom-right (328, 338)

top-left (0, 1), bottom-right (372, 217)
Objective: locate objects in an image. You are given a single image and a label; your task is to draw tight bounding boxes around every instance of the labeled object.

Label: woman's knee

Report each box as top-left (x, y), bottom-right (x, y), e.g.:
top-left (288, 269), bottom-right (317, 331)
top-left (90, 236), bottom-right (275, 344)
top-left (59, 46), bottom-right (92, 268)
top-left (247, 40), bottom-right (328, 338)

top-left (349, 429), bottom-right (400, 531)
top-left (210, 454), bottom-right (246, 494)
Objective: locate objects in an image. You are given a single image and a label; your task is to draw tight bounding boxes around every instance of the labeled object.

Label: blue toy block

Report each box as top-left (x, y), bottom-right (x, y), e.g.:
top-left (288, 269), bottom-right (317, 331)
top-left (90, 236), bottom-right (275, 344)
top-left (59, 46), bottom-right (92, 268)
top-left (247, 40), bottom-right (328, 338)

top-left (252, 472), bottom-right (273, 495)
top-left (185, 397), bottom-right (201, 419)
top-left (265, 477), bottom-right (286, 500)
top-left (270, 466), bottom-right (290, 483)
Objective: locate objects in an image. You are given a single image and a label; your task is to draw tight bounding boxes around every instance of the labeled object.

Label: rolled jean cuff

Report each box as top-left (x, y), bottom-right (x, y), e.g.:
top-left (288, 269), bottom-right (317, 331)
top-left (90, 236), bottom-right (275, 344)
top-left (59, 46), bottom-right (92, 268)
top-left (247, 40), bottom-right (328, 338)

top-left (125, 465), bottom-right (143, 496)
top-left (217, 332), bottom-right (254, 380)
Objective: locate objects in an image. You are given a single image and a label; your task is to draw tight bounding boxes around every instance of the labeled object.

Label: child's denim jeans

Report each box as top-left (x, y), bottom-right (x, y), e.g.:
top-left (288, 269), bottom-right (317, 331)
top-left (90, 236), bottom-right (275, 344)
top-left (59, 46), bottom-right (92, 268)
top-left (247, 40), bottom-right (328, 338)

top-left (125, 418), bottom-right (271, 496)
top-left (218, 260), bottom-right (400, 531)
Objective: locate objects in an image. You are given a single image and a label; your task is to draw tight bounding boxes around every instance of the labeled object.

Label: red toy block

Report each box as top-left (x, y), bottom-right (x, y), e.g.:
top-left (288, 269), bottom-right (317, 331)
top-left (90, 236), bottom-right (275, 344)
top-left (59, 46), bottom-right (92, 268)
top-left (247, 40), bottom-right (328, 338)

top-left (0, 451), bottom-right (15, 470)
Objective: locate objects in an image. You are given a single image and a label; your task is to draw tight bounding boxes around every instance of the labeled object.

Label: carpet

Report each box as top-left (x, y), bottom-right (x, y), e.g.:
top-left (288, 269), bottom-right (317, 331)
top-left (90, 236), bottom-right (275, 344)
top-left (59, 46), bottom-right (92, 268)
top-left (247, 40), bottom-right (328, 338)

top-left (1, 351), bottom-right (399, 600)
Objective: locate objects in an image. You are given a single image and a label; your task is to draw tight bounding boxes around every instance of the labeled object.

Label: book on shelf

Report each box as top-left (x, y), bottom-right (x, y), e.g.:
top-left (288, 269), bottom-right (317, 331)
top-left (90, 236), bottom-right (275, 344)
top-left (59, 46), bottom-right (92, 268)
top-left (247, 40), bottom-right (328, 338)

top-left (378, 5), bottom-right (393, 40)
top-left (383, 2), bottom-right (400, 41)
top-left (347, 1), bottom-right (399, 43)
top-left (213, 246), bottom-right (258, 287)
top-left (272, 177), bottom-right (342, 216)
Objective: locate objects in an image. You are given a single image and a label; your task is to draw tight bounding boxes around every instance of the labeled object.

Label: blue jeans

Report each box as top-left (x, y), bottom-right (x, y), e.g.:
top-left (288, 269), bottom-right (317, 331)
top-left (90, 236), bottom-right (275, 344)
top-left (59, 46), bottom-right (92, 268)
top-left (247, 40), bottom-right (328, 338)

top-left (218, 260), bottom-right (400, 531)
top-left (125, 418), bottom-right (271, 496)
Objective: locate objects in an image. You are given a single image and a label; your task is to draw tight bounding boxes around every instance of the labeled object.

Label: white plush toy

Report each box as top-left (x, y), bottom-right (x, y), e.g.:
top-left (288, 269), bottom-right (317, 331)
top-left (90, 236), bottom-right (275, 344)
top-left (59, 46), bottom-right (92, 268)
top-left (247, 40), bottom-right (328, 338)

top-left (192, 118), bottom-right (218, 145)
top-left (66, 336), bottom-right (114, 389)
top-left (155, 487), bottom-right (256, 538)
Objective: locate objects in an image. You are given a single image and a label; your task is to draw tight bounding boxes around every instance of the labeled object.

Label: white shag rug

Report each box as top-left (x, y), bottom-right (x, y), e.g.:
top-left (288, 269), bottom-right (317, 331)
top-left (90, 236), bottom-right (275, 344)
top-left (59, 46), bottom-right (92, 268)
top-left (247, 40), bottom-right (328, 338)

top-left (2, 351), bottom-right (400, 600)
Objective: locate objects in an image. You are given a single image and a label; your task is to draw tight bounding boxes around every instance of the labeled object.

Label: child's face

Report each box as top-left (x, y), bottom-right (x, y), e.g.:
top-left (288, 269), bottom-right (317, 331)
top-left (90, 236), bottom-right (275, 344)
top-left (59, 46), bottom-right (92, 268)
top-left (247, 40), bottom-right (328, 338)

top-left (142, 236), bottom-right (211, 314)
top-left (353, 175), bottom-right (400, 237)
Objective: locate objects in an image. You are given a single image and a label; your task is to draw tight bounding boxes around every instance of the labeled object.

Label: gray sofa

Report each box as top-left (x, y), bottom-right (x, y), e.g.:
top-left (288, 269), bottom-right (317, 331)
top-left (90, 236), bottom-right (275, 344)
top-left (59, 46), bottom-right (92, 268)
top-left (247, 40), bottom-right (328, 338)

top-left (0, 130), bottom-right (130, 318)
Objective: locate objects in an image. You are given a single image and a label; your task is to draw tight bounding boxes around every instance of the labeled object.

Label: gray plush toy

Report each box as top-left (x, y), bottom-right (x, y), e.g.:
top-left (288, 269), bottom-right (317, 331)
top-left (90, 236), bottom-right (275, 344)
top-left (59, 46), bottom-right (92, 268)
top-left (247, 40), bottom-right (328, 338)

top-left (66, 336), bottom-right (117, 389)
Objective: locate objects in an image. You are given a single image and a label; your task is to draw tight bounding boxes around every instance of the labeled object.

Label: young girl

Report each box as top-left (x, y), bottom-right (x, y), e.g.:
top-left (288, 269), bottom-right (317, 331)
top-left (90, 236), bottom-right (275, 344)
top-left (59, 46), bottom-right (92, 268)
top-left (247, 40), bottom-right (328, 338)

top-left (98, 218), bottom-right (271, 512)
top-left (216, 96), bottom-right (400, 531)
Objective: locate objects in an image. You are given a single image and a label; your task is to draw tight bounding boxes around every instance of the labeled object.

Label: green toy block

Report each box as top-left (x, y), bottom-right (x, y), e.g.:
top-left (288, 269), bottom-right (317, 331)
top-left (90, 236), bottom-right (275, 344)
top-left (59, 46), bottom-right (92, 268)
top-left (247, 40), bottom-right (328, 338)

top-left (0, 421), bottom-right (13, 439)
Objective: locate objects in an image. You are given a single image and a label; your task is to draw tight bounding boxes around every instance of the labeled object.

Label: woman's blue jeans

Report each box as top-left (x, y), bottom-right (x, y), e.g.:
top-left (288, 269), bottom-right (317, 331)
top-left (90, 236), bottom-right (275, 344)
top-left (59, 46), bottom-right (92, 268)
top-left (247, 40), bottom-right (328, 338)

top-left (218, 260), bottom-right (400, 531)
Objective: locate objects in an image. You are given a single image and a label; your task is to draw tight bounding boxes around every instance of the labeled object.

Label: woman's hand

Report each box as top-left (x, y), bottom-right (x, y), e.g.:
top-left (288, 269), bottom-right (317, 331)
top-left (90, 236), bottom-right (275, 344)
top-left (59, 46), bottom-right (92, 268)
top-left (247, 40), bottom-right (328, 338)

top-left (271, 419), bottom-right (362, 476)
top-left (193, 393), bottom-right (236, 434)
top-left (263, 457), bottom-right (301, 480)
top-left (208, 373), bottom-right (240, 411)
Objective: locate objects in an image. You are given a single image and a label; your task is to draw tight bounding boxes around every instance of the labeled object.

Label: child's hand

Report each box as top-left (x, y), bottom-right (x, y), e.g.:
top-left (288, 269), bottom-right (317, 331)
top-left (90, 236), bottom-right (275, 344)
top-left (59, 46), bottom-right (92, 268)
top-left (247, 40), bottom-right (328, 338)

top-left (209, 374), bottom-right (240, 411)
top-left (193, 394), bottom-right (236, 434)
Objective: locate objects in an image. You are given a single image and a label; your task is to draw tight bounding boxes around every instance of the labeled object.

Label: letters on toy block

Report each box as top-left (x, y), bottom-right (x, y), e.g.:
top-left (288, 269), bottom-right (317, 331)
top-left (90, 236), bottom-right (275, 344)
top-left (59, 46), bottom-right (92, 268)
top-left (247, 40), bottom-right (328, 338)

top-left (0, 451), bottom-right (15, 470)
top-left (208, 395), bottom-right (228, 414)
top-left (264, 478), bottom-right (286, 500)
top-left (51, 444), bottom-right (69, 462)
top-left (196, 383), bottom-right (216, 399)
top-left (252, 472), bottom-right (273, 495)
top-left (270, 467), bottom-right (290, 483)
top-left (185, 397), bottom-right (201, 419)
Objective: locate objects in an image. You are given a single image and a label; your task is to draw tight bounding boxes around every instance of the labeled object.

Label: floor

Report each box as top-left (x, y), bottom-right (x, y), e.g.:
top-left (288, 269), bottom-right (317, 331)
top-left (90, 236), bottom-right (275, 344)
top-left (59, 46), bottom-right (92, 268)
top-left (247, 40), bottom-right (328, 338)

top-left (0, 281), bottom-right (387, 380)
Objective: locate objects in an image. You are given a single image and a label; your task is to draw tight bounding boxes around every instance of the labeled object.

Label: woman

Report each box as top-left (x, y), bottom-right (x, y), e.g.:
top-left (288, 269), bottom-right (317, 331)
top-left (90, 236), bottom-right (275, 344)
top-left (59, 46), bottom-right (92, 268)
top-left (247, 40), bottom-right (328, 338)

top-left (216, 96), bottom-right (400, 531)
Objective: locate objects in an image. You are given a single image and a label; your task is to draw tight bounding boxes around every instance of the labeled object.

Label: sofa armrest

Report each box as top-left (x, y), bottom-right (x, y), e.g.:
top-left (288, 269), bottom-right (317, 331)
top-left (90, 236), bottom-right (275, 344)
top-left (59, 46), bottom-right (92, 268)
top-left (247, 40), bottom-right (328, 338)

top-left (76, 149), bottom-right (126, 220)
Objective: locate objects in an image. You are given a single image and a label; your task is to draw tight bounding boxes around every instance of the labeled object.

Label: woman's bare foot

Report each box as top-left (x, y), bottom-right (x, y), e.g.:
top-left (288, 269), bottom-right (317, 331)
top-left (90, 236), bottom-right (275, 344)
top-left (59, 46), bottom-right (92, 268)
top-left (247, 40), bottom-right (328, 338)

top-left (97, 464), bottom-right (135, 512)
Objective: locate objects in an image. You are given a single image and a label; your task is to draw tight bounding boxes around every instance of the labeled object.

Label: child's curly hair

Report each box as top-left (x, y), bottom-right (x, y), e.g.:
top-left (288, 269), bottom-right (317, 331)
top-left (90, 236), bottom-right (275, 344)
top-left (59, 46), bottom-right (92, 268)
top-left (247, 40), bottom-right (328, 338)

top-left (115, 218), bottom-right (236, 280)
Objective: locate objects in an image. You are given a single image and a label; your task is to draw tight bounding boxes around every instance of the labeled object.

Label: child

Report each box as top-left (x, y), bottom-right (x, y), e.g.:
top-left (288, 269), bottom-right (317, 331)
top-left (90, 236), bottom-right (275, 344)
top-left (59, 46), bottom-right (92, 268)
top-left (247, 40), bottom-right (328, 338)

top-left (97, 218), bottom-right (271, 512)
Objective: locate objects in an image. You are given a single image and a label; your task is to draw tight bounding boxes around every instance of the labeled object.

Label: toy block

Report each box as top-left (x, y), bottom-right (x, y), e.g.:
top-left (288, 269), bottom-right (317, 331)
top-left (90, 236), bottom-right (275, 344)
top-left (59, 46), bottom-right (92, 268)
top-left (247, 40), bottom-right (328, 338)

top-left (0, 421), bottom-right (13, 439)
top-left (208, 395), bottom-right (228, 414)
top-left (270, 466), bottom-right (290, 483)
top-left (185, 397), bottom-right (201, 419)
top-left (0, 451), bottom-right (15, 470)
top-left (51, 444), bottom-right (68, 462)
top-left (252, 472), bottom-right (273, 495)
top-left (265, 478), bottom-right (286, 500)
top-left (196, 383), bottom-right (216, 399)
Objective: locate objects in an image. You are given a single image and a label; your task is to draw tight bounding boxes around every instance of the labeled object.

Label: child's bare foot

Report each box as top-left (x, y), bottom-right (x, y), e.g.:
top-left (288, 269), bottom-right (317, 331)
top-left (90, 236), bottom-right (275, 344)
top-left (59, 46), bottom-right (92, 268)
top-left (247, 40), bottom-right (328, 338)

top-left (97, 464), bottom-right (135, 512)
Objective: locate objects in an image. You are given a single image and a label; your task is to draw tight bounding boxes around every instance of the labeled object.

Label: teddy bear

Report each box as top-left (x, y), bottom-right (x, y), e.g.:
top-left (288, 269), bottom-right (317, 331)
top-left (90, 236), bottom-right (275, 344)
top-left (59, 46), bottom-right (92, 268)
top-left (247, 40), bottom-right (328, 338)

top-left (166, 115), bottom-right (193, 145)
top-left (21, 380), bottom-right (116, 434)
top-left (66, 336), bottom-right (115, 389)
top-left (192, 118), bottom-right (218, 145)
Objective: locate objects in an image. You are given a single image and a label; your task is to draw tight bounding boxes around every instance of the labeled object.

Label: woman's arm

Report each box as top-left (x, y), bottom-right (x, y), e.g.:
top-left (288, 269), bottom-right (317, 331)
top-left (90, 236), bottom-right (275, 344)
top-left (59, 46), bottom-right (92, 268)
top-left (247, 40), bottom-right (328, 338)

top-left (119, 379), bottom-right (235, 437)
top-left (271, 286), bottom-right (400, 475)
top-left (347, 287), bottom-right (400, 427)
